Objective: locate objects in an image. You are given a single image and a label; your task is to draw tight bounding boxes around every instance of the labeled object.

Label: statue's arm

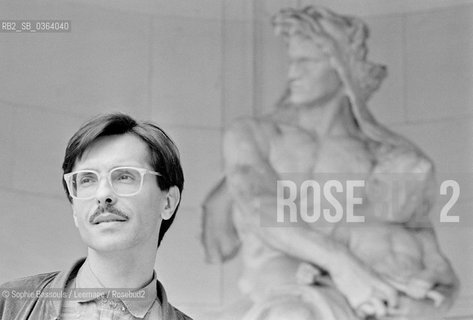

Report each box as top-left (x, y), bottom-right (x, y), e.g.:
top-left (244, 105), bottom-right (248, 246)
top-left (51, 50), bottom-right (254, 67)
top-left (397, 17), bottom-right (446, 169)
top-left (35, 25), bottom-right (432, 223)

top-left (223, 118), bottom-right (398, 313)
top-left (372, 145), bottom-right (459, 302)
top-left (369, 145), bottom-right (436, 223)
top-left (201, 176), bottom-right (241, 263)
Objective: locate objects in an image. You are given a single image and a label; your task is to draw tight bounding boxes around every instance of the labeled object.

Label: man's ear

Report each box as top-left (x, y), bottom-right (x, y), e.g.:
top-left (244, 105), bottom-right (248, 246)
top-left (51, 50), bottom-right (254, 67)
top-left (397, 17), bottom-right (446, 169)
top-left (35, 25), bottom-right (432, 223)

top-left (161, 186), bottom-right (180, 220)
top-left (72, 205), bottom-right (79, 228)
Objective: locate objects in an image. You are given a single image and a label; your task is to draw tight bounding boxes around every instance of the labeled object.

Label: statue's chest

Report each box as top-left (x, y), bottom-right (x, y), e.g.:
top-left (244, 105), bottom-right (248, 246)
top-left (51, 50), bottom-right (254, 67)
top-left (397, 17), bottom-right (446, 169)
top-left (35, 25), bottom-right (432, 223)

top-left (268, 126), bottom-right (318, 173)
top-left (314, 136), bottom-right (374, 174)
top-left (268, 125), bottom-right (374, 175)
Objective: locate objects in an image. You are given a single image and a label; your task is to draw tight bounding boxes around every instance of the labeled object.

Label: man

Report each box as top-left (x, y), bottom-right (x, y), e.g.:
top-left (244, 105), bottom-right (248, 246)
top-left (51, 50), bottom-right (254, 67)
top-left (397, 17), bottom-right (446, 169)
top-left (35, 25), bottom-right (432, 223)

top-left (202, 6), bottom-right (458, 320)
top-left (0, 113), bottom-right (192, 319)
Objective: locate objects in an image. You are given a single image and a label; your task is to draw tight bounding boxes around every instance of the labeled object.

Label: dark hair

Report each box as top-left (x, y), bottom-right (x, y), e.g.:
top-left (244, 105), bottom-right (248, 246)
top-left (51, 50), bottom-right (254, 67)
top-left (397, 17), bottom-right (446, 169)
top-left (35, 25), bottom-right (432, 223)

top-left (62, 113), bottom-right (184, 246)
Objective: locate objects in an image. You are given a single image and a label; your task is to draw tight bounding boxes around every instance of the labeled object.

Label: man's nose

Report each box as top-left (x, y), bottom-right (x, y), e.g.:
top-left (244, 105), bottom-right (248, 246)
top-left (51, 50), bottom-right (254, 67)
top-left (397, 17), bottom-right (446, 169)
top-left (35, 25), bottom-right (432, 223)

top-left (95, 177), bottom-right (117, 206)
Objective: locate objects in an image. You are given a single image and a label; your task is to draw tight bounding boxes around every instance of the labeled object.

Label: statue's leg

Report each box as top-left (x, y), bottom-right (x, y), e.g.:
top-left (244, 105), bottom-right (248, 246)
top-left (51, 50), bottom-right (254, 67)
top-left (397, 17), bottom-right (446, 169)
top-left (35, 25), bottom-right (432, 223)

top-left (243, 296), bottom-right (320, 320)
top-left (241, 285), bottom-right (358, 320)
top-left (259, 301), bottom-right (318, 320)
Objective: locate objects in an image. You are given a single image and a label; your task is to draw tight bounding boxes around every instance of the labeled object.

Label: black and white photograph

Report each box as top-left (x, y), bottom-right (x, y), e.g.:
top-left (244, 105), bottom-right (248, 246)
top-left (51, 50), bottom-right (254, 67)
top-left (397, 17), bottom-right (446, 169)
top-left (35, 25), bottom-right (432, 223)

top-left (0, 0), bottom-right (472, 319)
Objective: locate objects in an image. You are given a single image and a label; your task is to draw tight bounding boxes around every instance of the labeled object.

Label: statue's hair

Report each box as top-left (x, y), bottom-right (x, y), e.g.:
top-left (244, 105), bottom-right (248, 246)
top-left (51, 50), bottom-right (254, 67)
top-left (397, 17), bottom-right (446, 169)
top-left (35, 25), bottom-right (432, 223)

top-left (273, 6), bottom-right (386, 102)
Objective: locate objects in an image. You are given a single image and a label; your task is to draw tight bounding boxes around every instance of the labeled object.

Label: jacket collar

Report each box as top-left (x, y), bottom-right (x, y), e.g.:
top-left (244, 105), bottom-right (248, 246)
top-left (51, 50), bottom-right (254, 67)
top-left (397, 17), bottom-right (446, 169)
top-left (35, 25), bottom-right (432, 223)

top-left (38, 258), bottom-right (86, 319)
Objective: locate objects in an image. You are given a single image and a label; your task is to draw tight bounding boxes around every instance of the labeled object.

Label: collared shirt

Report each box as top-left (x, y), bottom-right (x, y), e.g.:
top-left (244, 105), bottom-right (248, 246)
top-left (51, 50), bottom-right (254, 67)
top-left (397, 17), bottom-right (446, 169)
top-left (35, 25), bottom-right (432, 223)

top-left (61, 260), bottom-right (160, 319)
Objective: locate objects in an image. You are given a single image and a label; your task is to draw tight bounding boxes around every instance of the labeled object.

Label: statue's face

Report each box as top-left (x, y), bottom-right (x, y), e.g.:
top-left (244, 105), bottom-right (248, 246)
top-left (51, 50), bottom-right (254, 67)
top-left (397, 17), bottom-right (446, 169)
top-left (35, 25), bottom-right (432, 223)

top-left (287, 36), bottom-right (342, 106)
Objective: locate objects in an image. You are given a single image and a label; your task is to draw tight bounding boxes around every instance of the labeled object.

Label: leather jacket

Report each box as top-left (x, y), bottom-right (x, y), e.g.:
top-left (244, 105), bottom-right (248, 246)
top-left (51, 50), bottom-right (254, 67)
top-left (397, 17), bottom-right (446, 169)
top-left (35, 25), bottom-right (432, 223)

top-left (0, 258), bottom-right (192, 320)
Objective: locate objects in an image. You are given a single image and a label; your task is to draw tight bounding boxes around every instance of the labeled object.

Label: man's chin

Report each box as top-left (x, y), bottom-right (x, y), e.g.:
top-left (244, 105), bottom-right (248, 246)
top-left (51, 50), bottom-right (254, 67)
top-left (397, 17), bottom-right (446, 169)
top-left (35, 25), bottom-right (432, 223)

top-left (89, 243), bottom-right (130, 252)
top-left (84, 235), bottom-right (133, 252)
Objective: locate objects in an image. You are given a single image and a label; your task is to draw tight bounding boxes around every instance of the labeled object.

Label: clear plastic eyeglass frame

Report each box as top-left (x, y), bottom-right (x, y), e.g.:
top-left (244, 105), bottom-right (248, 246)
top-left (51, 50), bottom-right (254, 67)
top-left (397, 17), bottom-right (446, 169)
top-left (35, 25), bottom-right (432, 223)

top-left (63, 166), bottom-right (161, 200)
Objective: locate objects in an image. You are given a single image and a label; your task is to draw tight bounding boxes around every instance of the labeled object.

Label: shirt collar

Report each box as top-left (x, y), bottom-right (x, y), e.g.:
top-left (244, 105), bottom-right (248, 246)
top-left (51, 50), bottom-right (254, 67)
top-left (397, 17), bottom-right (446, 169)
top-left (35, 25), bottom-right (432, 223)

top-left (74, 259), bottom-right (158, 318)
top-left (121, 272), bottom-right (158, 318)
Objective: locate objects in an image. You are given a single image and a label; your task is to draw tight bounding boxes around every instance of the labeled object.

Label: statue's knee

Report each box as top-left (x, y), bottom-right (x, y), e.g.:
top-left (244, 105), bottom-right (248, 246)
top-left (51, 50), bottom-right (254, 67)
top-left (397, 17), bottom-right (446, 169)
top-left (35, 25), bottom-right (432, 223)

top-left (261, 301), bottom-right (317, 320)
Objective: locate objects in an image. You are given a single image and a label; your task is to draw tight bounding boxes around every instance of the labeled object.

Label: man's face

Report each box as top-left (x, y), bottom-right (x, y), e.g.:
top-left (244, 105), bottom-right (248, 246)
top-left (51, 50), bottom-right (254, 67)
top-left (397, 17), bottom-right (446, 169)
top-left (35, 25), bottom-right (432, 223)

top-left (70, 133), bottom-right (172, 252)
top-left (287, 36), bottom-right (342, 106)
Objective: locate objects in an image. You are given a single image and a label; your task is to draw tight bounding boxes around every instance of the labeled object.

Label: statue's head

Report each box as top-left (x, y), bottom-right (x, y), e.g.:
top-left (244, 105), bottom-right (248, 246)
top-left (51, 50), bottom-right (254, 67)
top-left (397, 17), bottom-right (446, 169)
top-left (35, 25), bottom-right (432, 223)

top-left (273, 6), bottom-right (386, 103)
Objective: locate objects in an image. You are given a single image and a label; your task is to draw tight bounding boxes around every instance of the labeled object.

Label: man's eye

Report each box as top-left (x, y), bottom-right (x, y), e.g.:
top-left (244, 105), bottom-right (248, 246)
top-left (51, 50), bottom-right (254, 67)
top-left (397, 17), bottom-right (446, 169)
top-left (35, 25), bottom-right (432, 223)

top-left (79, 176), bottom-right (97, 185)
top-left (118, 174), bottom-right (135, 182)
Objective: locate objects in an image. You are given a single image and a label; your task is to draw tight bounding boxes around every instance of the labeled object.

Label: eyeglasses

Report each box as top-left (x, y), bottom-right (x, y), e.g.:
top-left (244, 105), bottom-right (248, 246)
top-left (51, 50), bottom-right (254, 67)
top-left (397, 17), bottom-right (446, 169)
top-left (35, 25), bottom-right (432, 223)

top-left (64, 167), bottom-right (161, 200)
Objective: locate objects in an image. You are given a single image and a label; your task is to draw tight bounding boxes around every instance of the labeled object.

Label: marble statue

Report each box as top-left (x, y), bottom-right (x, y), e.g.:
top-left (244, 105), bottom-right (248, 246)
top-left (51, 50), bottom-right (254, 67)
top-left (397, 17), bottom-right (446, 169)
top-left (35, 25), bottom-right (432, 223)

top-left (202, 6), bottom-right (458, 320)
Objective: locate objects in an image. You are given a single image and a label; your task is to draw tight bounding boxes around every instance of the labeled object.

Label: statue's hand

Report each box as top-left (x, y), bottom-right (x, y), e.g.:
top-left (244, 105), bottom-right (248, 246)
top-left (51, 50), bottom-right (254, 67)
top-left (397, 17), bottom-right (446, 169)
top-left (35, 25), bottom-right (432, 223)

top-left (403, 228), bottom-right (460, 307)
top-left (331, 255), bottom-right (399, 318)
top-left (406, 263), bottom-right (459, 308)
top-left (379, 258), bottom-right (459, 318)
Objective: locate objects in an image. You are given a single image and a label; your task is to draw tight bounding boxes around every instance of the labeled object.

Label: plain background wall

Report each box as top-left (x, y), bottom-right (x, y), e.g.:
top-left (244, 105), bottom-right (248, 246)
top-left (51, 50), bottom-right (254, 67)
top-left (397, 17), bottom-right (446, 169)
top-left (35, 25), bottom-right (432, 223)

top-left (0, 0), bottom-right (472, 318)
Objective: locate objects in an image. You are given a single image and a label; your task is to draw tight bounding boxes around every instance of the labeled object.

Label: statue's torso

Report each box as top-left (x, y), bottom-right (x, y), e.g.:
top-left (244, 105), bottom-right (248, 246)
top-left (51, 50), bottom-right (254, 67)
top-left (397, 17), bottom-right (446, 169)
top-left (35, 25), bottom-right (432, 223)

top-left (231, 116), bottom-right (426, 298)
top-left (233, 117), bottom-right (379, 296)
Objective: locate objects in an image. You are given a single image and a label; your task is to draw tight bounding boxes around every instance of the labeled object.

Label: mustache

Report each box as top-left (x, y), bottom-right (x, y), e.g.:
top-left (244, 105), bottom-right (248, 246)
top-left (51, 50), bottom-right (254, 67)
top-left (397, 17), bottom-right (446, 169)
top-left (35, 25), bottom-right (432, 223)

top-left (89, 204), bottom-right (128, 224)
